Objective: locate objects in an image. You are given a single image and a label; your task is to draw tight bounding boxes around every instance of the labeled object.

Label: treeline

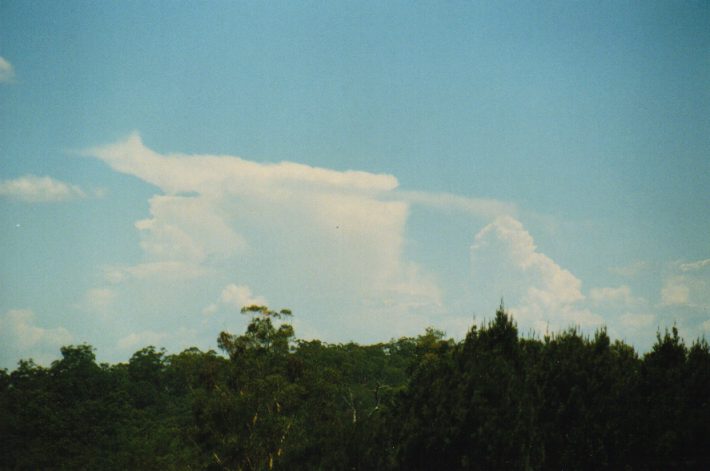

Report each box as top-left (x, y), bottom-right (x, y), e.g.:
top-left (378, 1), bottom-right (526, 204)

top-left (1, 305), bottom-right (709, 470)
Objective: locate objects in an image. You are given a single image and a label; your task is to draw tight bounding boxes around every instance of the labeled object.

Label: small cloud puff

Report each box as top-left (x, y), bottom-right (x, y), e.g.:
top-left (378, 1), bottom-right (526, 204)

top-left (661, 259), bottom-right (710, 309)
top-left (661, 282), bottom-right (691, 306)
top-left (0, 175), bottom-right (86, 202)
top-left (77, 288), bottom-right (116, 314)
top-left (0, 56), bottom-right (14, 83)
top-left (117, 330), bottom-right (168, 351)
top-left (203, 284), bottom-right (267, 316)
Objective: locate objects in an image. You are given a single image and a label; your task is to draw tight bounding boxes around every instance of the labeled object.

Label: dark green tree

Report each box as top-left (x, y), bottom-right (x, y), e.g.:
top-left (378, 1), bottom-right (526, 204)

top-left (195, 305), bottom-right (301, 470)
top-left (392, 327), bottom-right (457, 470)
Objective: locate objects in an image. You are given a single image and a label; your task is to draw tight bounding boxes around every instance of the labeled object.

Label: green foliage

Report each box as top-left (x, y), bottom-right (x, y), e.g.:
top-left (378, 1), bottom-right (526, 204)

top-left (1, 305), bottom-right (709, 470)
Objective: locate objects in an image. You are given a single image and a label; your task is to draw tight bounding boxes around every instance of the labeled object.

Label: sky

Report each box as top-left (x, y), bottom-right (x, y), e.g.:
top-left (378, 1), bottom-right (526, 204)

top-left (1, 1), bottom-right (709, 368)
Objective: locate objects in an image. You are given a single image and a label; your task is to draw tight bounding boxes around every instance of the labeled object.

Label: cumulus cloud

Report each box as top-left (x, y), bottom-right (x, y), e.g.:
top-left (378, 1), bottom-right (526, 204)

top-left (0, 309), bottom-right (72, 367)
top-left (0, 56), bottom-right (14, 82)
top-left (467, 218), bottom-right (686, 343)
top-left (470, 216), bottom-right (602, 334)
top-left (0, 175), bottom-right (86, 202)
top-left (135, 194), bottom-right (246, 264)
top-left (84, 133), bottom-right (450, 342)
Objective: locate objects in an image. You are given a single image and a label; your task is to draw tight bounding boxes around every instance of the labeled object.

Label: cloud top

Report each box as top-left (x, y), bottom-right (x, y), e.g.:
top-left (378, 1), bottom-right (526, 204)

top-left (87, 133), bottom-right (399, 195)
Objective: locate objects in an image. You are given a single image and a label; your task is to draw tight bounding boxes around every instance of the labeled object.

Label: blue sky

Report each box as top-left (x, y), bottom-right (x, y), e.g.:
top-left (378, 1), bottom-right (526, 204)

top-left (1, 1), bottom-right (708, 367)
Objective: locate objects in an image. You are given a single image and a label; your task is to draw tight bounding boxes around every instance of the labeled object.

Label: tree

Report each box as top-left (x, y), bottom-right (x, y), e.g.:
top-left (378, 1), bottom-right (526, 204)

top-left (451, 307), bottom-right (529, 470)
top-left (392, 327), bottom-right (457, 470)
top-left (637, 327), bottom-right (688, 468)
top-left (684, 339), bottom-right (710, 467)
top-left (532, 328), bottom-right (641, 469)
top-left (195, 305), bottom-right (301, 470)
top-left (128, 346), bottom-right (167, 409)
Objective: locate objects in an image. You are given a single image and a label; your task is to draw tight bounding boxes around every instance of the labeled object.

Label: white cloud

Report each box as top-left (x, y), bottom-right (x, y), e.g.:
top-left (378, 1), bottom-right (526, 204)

top-left (136, 194), bottom-right (245, 264)
top-left (220, 284), bottom-right (267, 309)
top-left (471, 216), bottom-right (585, 305)
top-left (471, 216), bottom-right (602, 333)
top-left (203, 284), bottom-right (268, 316)
top-left (380, 263), bottom-right (443, 310)
top-left (0, 56), bottom-right (14, 83)
top-left (85, 132), bottom-right (398, 196)
top-left (0, 309), bottom-right (73, 367)
top-left (84, 133), bottom-right (443, 342)
top-left (0, 175), bottom-right (86, 202)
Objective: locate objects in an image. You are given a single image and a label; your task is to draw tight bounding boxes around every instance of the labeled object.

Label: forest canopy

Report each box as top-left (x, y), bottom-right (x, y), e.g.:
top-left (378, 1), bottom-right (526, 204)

top-left (1, 305), bottom-right (709, 470)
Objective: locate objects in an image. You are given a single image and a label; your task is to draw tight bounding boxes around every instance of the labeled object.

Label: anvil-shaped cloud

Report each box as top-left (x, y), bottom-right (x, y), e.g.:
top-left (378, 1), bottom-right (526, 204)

top-left (84, 133), bottom-right (452, 345)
